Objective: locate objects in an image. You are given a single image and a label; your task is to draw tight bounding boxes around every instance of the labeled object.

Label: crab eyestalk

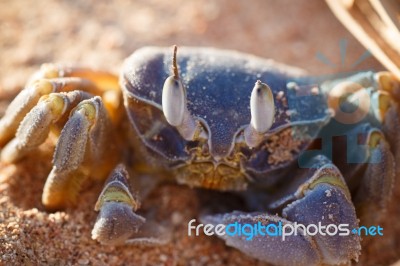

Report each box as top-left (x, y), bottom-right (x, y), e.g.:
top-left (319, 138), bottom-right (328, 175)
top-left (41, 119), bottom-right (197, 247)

top-left (244, 80), bottom-right (275, 147)
top-left (162, 46), bottom-right (203, 140)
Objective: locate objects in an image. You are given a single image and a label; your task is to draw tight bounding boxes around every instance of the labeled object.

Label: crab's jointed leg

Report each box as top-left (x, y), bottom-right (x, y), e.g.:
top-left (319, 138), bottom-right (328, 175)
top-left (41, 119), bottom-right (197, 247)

top-left (42, 96), bottom-right (119, 210)
top-left (350, 72), bottom-right (400, 230)
top-left (1, 90), bottom-right (93, 163)
top-left (0, 64), bottom-right (122, 210)
top-left (0, 64), bottom-right (170, 245)
top-left (0, 78), bottom-right (93, 146)
top-left (336, 124), bottom-right (396, 228)
top-left (321, 71), bottom-right (399, 226)
top-left (0, 64), bottom-right (121, 147)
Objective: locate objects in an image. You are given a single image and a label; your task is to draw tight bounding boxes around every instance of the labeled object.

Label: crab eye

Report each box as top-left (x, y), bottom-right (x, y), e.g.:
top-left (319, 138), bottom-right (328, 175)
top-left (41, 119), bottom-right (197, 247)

top-left (162, 45), bottom-right (205, 141)
top-left (162, 76), bottom-right (185, 126)
top-left (250, 80), bottom-right (275, 133)
top-left (244, 80), bottom-right (275, 147)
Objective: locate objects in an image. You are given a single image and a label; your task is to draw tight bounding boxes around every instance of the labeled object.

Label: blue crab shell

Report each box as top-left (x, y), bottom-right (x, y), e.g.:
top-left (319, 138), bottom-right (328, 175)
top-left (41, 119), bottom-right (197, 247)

top-left (121, 47), bottom-right (331, 188)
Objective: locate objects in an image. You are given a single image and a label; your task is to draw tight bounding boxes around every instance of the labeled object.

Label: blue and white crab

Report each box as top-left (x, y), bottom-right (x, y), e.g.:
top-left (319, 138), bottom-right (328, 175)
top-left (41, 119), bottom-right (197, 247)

top-left (0, 45), bottom-right (398, 265)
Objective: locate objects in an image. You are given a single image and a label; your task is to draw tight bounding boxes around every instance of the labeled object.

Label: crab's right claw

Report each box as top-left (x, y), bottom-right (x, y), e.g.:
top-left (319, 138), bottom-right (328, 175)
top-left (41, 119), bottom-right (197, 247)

top-left (201, 156), bottom-right (360, 266)
top-left (92, 165), bottom-right (170, 246)
top-left (202, 212), bottom-right (320, 266)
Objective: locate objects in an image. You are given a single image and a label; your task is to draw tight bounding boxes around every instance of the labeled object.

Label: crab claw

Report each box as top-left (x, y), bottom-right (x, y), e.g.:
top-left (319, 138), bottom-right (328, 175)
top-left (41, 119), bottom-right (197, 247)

top-left (92, 164), bottom-right (145, 245)
top-left (92, 164), bottom-right (171, 246)
top-left (162, 46), bottom-right (206, 141)
top-left (201, 155), bottom-right (360, 266)
top-left (244, 80), bottom-right (275, 147)
top-left (201, 212), bottom-right (320, 266)
top-left (92, 201), bottom-right (146, 245)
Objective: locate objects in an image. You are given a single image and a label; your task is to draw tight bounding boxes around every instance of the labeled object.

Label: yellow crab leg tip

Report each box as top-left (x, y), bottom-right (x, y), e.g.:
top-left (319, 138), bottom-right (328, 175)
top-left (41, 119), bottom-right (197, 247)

top-left (375, 72), bottom-right (400, 100)
top-left (39, 64), bottom-right (61, 79)
top-left (76, 102), bottom-right (97, 121)
top-left (43, 94), bottom-right (66, 116)
top-left (32, 79), bottom-right (54, 95)
top-left (0, 93), bottom-right (68, 163)
top-left (377, 92), bottom-right (391, 121)
top-left (0, 78), bottom-right (57, 147)
top-left (368, 130), bottom-right (384, 149)
top-left (42, 169), bottom-right (86, 210)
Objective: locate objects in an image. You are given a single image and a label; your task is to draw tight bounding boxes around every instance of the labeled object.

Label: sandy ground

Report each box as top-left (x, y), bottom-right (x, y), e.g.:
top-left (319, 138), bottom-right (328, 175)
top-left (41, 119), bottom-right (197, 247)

top-left (0, 0), bottom-right (399, 265)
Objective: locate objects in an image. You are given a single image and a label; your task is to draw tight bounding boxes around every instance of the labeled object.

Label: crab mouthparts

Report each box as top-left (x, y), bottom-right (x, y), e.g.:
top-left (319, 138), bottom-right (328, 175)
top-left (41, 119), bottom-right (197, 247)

top-left (176, 162), bottom-right (248, 191)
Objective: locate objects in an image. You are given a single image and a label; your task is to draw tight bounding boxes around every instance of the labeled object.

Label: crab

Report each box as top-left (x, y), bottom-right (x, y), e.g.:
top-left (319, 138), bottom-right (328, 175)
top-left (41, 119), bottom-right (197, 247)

top-left (0, 45), bottom-right (399, 266)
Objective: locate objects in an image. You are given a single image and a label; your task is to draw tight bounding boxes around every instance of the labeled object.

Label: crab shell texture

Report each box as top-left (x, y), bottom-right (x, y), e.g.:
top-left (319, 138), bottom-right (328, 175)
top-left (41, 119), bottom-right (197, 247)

top-left (121, 47), bottom-right (331, 191)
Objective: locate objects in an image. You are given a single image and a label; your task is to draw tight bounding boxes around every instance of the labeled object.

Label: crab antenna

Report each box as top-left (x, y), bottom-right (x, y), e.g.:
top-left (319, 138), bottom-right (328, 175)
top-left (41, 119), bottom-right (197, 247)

top-left (162, 46), bottom-right (206, 141)
top-left (244, 80), bottom-right (275, 147)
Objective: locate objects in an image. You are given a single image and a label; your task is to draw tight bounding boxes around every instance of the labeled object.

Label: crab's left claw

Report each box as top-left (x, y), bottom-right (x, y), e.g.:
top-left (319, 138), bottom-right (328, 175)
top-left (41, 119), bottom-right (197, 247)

top-left (201, 155), bottom-right (360, 266)
top-left (92, 164), bottom-right (170, 246)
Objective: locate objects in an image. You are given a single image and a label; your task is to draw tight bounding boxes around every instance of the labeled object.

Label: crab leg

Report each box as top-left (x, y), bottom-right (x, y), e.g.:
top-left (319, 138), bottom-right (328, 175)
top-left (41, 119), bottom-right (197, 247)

top-left (0, 66), bottom-right (123, 210)
top-left (375, 71), bottom-right (400, 188)
top-left (347, 73), bottom-right (399, 227)
top-left (1, 91), bottom-right (93, 163)
top-left (201, 155), bottom-right (360, 266)
top-left (42, 96), bottom-right (118, 210)
top-left (375, 72), bottom-right (400, 174)
top-left (27, 63), bottom-right (120, 92)
top-left (353, 128), bottom-right (395, 226)
top-left (0, 79), bottom-right (61, 146)
top-left (305, 70), bottom-right (399, 228)
top-left (0, 64), bottom-right (120, 146)
top-left (381, 94), bottom-right (400, 177)
top-left (0, 78), bottom-right (101, 146)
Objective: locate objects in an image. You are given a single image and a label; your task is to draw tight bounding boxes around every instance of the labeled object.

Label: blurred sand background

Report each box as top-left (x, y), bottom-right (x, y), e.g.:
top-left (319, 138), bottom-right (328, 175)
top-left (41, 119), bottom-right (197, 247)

top-left (0, 0), bottom-right (399, 265)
